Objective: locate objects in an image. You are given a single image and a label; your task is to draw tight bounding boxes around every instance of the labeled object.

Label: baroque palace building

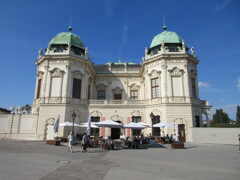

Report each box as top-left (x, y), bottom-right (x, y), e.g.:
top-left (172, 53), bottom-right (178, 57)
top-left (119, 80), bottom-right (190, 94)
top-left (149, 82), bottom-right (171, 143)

top-left (0, 26), bottom-right (211, 141)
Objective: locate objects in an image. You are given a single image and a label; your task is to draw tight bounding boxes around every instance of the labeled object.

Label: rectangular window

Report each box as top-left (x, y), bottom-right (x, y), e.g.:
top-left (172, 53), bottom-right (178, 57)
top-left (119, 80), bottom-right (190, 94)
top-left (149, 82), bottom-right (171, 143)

top-left (130, 90), bottom-right (138, 100)
top-left (191, 78), bottom-right (196, 98)
top-left (88, 85), bottom-right (90, 100)
top-left (72, 78), bottom-right (81, 99)
top-left (151, 78), bottom-right (159, 98)
top-left (91, 117), bottom-right (100, 137)
top-left (132, 116), bottom-right (141, 136)
top-left (98, 90), bottom-right (105, 100)
top-left (36, 79), bottom-right (42, 98)
top-left (152, 116), bottom-right (160, 137)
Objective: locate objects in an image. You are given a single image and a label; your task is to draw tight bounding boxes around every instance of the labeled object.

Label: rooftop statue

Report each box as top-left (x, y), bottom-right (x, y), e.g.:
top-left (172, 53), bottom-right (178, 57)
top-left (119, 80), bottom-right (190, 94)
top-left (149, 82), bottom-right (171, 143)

top-left (38, 48), bottom-right (43, 57)
top-left (191, 47), bottom-right (195, 56)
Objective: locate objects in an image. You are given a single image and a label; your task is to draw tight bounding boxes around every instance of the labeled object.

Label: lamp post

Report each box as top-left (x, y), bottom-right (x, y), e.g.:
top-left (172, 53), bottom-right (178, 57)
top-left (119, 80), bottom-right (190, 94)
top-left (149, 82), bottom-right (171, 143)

top-left (72, 112), bottom-right (76, 138)
top-left (150, 112), bottom-right (154, 136)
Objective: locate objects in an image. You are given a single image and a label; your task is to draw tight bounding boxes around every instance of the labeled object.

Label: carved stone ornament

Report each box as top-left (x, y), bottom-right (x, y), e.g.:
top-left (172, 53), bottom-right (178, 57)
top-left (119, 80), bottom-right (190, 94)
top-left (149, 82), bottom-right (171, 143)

top-left (90, 110), bottom-right (102, 117)
top-left (129, 83), bottom-right (140, 90)
top-left (89, 77), bottom-right (92, 84)
top-left (50, 68), bottom-right (64, 77)
top-left (96, 83), bottom-right (107, 90)
top-left (169, 67), bottom-right (184, 76)
top-left (110, 114), bottom-right (123, 122)
top-left (112, 87), bottom-right (123, 94)
top-left (152, 109), bottom-right (161, 116)
top-left (189, 69), bottom-right (197, 76)
top-left (131, 110), bottom-right (144, 117)
top-left (72, 70), bottom-right (83, 78)
top-left (37, 71), bottom-right (44, 79)
top-left (148, 69), bottom-right (161, 78)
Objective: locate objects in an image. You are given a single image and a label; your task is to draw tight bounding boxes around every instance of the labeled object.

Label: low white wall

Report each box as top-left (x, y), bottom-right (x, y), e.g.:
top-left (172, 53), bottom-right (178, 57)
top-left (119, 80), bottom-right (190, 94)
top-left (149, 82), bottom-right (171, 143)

top-left (190, 128), bottom-right (240, 145)
top-left (0, 115), bottom-right (9, 133)
top-left (0, 133), bottom-right (39, 141)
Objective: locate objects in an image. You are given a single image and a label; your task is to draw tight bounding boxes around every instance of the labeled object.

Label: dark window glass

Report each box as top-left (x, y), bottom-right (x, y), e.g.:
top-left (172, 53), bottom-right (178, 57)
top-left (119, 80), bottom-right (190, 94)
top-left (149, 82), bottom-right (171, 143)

top-left (36, 79), bottom-right (42, 98)
top-left (72, 78), bottom-right (81, 99)
top-left (98, 90), bottom-right (105, 100)
top-left (91, 117), bottom-right (100, 136)
top-left (152, 116), bottom-right (160, 136)
top-left (191, 78), bottom-right (196, 98)
top-left (132, 116), bottom-right (141, 136)
top-left (151, 78), bottom-right (159, 98)
top-left (130, 90), bottom-right (138, 100)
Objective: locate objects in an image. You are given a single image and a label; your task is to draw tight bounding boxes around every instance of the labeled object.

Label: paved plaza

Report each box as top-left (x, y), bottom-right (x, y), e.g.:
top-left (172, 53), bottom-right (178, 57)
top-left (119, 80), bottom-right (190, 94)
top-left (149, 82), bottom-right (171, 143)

top-left (0, 139), bottom-right (239, 180)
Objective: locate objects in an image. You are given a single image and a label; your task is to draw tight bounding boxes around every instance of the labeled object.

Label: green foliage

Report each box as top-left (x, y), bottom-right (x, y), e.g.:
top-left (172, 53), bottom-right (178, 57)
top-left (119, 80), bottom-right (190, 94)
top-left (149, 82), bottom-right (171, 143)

top-left (236, 106), bottom-right (240, 125)
top-left (210, 123), bottom-right (240, 128)
top-left (212, 109), bottom-right (230, 124)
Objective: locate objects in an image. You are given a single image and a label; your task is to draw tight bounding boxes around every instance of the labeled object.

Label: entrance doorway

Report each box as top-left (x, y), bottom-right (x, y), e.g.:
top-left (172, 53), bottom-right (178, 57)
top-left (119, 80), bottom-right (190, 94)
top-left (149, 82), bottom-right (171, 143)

top-left (111, 120), bottom-right (121, 139)
top-left (152, 116), bottom-right (160, 136)
top-left (178, 124), bottom-right (186, 142)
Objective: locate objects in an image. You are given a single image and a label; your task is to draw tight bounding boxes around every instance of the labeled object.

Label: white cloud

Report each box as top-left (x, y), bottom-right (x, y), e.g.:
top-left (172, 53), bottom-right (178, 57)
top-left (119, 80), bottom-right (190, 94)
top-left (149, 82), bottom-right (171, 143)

top-left (198, 82), bottom-right (211, 88)
top-left (214, 0), bottom-right (231, 12)
top-left (237, 77), bottom-right (240, 91)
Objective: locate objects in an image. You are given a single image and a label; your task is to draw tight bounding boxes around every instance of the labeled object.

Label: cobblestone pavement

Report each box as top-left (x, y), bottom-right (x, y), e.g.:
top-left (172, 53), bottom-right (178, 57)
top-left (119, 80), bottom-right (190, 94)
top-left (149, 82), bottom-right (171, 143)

top-left (0, 139), bottom-right (239, 180)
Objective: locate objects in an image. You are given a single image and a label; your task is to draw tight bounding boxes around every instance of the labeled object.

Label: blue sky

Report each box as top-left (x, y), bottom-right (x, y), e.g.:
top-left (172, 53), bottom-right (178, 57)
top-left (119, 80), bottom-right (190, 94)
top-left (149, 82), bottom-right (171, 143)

top-left (0, 0), bottom-right (239, 119)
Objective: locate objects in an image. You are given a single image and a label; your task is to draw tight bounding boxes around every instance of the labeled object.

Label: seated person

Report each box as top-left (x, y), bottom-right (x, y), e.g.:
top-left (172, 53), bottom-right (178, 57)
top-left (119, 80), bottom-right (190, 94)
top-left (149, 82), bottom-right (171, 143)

top-left (165, 134), bottom-right (170, 144)
top-left (169, 134), bottom-right (174, 144)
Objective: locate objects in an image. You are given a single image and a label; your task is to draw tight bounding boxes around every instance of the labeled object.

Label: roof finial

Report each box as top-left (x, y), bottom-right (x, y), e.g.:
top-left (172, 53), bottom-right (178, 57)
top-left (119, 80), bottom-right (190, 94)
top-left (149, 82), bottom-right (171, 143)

top-left (163, 15), bottom-right (167, 31)
top-left (68, 17), bottom-right (72, 32)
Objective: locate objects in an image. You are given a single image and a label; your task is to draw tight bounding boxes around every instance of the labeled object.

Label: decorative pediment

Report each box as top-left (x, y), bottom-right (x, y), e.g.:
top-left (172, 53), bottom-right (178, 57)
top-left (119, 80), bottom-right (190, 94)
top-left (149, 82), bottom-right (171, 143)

top-left (50, 68), bottom-right (64, 77)
top-left (151, 109), bottom-right (162, 116)
top-left (168, 67), bottom-right (184, 76)
top-left (90, 110), bottom-right (102, 117)
top-left (96, 83), bottom-right (107, 90)
top-left (110, 114), bottom-right (123, 122)
top-left (129, 83), bottom-right (140, 90)
top-left (37, 71), bottom-right (44, 79)
top-left (148, 69), bottom-right (161, 78)
top-left (112, 87), bottom-right (123, 94)
top-left (131, 110), bottom-right (144, 117)
top-left (72, 70), bottom-right (83, 78)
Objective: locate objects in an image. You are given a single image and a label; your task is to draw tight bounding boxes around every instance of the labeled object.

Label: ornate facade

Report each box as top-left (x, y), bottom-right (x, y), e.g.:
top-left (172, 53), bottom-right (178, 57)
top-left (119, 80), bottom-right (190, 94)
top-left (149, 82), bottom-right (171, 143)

top-left (0, 26), bottom-right (212, 141)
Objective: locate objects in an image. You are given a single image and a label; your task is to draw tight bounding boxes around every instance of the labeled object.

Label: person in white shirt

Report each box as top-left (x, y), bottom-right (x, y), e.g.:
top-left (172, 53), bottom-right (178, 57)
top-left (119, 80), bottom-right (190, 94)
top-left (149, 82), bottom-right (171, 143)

top-left (160, 131), bottom-right (165, 143)
top-left (67, 131), bottom-right (73, 153)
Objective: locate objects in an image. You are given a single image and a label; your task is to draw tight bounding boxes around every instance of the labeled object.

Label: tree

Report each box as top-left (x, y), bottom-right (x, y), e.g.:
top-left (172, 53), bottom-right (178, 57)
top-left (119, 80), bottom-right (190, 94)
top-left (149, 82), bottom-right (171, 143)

top-left (236, 106), bottom-right (240, 125)
top-left (212, 109), bottom-right (230, 124)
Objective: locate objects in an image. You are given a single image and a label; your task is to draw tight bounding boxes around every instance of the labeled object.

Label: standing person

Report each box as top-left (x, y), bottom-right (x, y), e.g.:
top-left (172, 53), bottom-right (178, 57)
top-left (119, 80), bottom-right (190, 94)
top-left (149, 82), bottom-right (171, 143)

top-left (82, 133), bottom-right (89, 153)
top-left (67, 131), bottom-right (73, 153)
top-left (161, 131), bottom-right (165, 143)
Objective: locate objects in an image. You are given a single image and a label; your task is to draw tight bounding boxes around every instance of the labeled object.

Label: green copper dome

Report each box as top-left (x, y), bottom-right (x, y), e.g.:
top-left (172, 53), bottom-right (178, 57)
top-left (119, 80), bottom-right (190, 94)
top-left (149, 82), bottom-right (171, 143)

top-left (49, 32), bottom-right (85, 49)
top-left (150, 30), bottom-right (182, 48)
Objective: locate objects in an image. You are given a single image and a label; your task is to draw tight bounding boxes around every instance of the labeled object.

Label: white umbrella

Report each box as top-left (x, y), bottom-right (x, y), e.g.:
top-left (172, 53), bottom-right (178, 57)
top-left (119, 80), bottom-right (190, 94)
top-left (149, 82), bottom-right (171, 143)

top-left (80, 122), bottom-right (99, 128)
top-left (153, 122), bottom-right (175, 128)
top-left (137, 122), bottom-right (150, 127)
top-left (59, 121), bottom-right (81, 127)
top-left (124, 122), bottom-right (147, 129)
top-left (94, 120), bottom-right (123, 128)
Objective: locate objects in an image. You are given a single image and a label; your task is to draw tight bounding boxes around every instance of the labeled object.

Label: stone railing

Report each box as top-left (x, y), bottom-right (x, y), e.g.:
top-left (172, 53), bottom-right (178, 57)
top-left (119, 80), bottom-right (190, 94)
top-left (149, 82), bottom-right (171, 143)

top-left (33, 97), bottom-right (204, 106)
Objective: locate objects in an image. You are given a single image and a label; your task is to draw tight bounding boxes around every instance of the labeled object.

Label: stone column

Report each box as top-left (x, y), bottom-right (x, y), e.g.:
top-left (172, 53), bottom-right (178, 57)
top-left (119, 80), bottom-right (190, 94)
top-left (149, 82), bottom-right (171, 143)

top-left (206, 110), bottom-right (210, 127)
top-left (42, 63), bottom-right (49, 99)
top-left (184, 63), bottom-right (190, 102)
top-left (161, 63), bottom-right (168, 103)
top-left (64, 64), bottom-right (71, 102)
